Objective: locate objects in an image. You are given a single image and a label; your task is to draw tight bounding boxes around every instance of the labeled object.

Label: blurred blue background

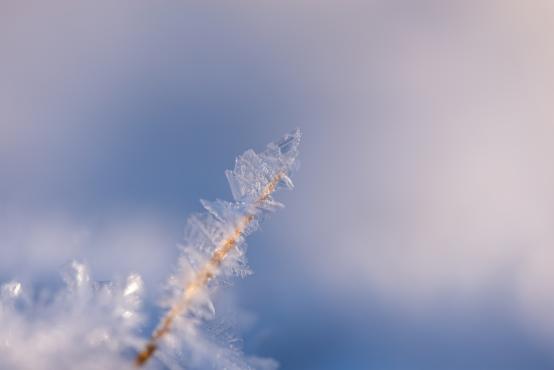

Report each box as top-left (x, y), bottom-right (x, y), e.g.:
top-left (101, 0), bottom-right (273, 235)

top-left (2, 1), bottom-right (554, 369)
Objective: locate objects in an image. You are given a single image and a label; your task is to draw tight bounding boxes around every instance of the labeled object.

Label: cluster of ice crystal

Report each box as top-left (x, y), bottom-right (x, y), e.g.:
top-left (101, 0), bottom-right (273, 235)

top-left (152, 129), bottom-right (301, 369)
top-left (0, 130), bottom-right (300, 370)
top-left (181, 129), bottom-right (300, 280)
top-left (0, 261), bottom-right (144, 370)
top-left (226, 130), bottom-right (300, 205)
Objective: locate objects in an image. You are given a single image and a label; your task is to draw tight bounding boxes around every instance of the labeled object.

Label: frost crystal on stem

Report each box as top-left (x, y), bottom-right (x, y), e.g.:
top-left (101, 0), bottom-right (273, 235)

top-left (135, 129), bottom-right (301, 369)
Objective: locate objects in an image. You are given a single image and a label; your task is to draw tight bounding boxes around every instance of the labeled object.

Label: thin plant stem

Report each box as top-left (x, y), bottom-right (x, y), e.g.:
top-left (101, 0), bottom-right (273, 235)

top-left (135, 174), bottom-right (282, 367)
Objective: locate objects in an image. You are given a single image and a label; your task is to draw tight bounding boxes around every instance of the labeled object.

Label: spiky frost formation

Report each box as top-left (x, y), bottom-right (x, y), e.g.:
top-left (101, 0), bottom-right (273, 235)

top-left (0, 261), bottom-right (144, 370)
top-left (136, 129), bottom-right (301, 369)
top-left (0, 130), bottom-right (300, 370)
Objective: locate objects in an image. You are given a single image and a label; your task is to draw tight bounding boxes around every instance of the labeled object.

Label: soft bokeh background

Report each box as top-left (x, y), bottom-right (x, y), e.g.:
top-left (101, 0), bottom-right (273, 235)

top-left (2, 1), bottom-right (554, 369)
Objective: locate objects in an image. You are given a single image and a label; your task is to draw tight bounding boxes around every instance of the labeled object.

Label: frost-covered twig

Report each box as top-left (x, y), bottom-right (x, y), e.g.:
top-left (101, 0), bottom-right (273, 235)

top-left (135, 129), bottom-right (301, 368)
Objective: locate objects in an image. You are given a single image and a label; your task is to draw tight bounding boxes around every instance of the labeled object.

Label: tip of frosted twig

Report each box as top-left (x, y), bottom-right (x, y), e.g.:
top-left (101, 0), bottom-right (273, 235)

top-left (273, 128), bottom-right (302, 156)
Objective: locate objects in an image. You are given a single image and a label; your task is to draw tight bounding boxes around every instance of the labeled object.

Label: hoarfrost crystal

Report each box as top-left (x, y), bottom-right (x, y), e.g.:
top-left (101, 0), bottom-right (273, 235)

top-left (0, 261), bottom-right (144, 370)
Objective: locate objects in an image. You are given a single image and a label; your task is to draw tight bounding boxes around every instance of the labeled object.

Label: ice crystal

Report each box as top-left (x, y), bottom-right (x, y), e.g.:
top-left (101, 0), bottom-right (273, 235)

top-left (0, 261), bottom-right (144, 370)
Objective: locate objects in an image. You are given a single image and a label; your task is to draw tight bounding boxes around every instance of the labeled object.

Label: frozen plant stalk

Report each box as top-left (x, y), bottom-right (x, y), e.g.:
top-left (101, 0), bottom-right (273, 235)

top-left (135, 129), bottom-right (302, 367)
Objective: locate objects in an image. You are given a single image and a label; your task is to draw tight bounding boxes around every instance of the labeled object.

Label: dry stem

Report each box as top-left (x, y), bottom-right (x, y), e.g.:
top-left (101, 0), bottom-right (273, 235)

top-left (135, 174), bottom-right (282, 367)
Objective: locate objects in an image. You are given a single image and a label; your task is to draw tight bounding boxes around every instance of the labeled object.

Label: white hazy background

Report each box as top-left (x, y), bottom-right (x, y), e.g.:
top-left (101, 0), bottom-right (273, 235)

top-left (2, 1), bottom-right (554, 369)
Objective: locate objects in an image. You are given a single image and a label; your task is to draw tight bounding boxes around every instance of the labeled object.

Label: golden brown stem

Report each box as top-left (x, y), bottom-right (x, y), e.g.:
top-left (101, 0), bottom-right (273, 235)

top-left (134, 174), bottom-right (282, 367)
